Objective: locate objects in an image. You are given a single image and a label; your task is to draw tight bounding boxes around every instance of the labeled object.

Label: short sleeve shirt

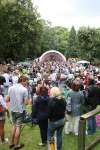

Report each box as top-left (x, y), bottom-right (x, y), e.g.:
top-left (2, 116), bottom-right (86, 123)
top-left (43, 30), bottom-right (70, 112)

top-left (8, 83), bottom-right (28, 113)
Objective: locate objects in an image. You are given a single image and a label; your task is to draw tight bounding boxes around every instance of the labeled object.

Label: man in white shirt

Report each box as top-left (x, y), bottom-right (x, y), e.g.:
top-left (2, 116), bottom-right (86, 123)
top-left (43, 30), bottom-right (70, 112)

top-left (2, 70), bottom-right (11, 96)
top-left (6, 76), bottom-right (29, 150)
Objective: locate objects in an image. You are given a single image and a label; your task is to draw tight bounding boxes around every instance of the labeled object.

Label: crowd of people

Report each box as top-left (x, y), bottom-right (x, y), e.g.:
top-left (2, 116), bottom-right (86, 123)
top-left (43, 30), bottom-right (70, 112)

top-left (0, 59), bottom-right (100, 150)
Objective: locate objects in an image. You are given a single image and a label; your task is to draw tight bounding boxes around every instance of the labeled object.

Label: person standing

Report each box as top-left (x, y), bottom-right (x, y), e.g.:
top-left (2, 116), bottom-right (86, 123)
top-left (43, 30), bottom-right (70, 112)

top-left (48, 87), bottom-right (66, 150)
top-left (6, 76), bottom-right (28, 150)
top-left (65, 80), bottom-right (84, 136)
top-left (0, 76), bottom-right (9, 143)
top-left (32, 85), bottom-right (49, 146)
top-left (84, 78), bottom-right (99, 135)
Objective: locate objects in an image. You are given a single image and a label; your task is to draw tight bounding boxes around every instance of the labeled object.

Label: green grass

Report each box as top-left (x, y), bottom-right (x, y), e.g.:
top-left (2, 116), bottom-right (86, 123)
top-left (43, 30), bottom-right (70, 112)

top-left (1, 119), bottom-right (100, 150)
top-left (1, 106), bottom-right (100, 150)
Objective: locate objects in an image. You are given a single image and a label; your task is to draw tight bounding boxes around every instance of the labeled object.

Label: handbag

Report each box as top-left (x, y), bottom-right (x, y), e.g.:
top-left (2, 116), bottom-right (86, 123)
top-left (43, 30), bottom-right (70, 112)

top-left (22, 111), bottom-right (32, 123)
top-left (32, 118), bottom-right (39, 124)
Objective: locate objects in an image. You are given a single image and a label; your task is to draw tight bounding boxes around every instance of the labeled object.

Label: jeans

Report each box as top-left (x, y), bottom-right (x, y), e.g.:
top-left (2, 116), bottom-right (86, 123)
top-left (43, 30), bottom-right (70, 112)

top-left (87, 116), bottom-right (96, 135)
top-left (48, 118), bottom-right (65, 150)
top-left (38, 119), bottom-right (48, 143)
top-left (64, 115), bottom-right (80, 135)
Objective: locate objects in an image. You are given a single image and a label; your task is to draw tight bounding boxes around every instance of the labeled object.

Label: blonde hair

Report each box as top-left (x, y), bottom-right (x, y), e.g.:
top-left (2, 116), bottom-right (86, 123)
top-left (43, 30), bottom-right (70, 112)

top-left (50, 87), bottom-right (61, 97)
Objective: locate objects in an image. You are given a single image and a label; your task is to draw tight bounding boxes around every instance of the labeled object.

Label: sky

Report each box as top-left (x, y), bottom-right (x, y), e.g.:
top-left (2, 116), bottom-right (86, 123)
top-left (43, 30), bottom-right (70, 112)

top-left (33, 0), bottom-right (100, 29)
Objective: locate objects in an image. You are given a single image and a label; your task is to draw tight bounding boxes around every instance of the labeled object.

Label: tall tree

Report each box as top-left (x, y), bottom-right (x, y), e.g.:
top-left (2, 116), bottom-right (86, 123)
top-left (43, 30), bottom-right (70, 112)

top-left (17, 0), bottom-right (33, 10)
top-left (77, 27), bottom-right (100, 60)
top-left (41, 24), bottom-right (69, 54)
top-left (0, 1), bottom-right (43, 60)
top-left (52, 26), bottom-right (69, 53)
top-left (67, 26), bottom-right (77, 57)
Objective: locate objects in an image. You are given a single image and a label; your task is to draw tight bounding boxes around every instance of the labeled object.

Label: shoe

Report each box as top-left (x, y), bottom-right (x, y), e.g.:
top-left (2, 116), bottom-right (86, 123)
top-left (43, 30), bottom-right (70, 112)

top-left (65, 132), bottom-right (70, 135)
top-left (37, 142), bottom-right (46, 146)
top-left (14, 144), bottom-right (24, 150)
top-left (9, 144), bottom-right (15, 149)
top-left (1, 138), bottom-right (9, 144)
top-left (5, 138), bottom-right (9, 142)
top-left (75, 133), bottom-right (78, 136)
top-left (85, 131), bottom-right (88, 135)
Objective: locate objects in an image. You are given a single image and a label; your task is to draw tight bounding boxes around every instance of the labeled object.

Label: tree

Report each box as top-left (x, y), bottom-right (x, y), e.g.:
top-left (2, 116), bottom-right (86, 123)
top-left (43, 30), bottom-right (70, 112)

top-left (67, 26), bottom-right (77, 57)
top-left (41, 24), bottom-right (69, 54)
top-left (95, 28), bottom-right (100, 59)
top-left (17, 0), bottom-right (33, 10)
top-left (52, 26), bottom-right (69, 54)
top-left (77, 27), bottom-right (100, 60)
top-left (0, 1), bottom-right (43, 60)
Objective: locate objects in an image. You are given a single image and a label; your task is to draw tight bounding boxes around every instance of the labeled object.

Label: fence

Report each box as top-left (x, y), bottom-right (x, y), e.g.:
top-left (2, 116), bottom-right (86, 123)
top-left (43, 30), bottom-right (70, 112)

top-left (78, 106), bottom-right (100, 150)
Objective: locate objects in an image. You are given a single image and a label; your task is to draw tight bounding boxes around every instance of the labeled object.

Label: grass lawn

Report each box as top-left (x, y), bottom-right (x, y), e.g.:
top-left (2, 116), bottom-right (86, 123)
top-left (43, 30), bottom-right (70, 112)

top-left (1, 106), bottom-right (100, 150)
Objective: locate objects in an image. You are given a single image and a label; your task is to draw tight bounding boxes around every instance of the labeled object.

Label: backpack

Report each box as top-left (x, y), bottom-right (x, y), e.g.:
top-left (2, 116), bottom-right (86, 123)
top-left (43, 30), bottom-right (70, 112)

top-left (83, 86), bottom-right (100, 112)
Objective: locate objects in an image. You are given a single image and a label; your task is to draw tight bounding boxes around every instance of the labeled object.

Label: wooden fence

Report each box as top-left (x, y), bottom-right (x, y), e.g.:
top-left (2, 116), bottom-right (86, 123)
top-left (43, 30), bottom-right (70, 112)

top-left (78, 106), bottom-right (100, 150)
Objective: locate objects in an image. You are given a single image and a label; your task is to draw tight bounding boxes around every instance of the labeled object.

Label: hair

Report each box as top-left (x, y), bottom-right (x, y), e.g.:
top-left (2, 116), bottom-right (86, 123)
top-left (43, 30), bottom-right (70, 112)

top-left (38, 86), bottom-right (48, 96)
top-left (18, 75), bottom-right (28, 83)
top-left (50, 87), bottom-right (61, 97)
top-left (88, 78), bottom-right (95, 85)
top-left (0, 76), bottom-right (6, 85)
top-left (37, 79), bottom-right (42, 85)
top-left (71, 80), bottom-right (80, 91)
top-left (32, 85), bottom-right (36, 94)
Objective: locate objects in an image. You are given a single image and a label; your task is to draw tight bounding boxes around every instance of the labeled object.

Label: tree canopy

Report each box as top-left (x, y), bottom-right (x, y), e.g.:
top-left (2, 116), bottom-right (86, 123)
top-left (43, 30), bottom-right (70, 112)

top-left (0, 0), bottom-right (43, 60)
top-left (0, 0), bottom-right (100, 63)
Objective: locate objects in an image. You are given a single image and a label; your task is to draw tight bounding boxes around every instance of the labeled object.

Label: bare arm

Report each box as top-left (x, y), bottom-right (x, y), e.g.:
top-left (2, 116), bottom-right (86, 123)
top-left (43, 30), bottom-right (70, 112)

top-left (24, 97), bottom-right (29, 105)
top-left (6, 95), bottom-right (10, 102)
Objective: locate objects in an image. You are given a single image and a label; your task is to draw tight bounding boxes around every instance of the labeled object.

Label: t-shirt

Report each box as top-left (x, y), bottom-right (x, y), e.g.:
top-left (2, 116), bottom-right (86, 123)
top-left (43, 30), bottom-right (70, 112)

top-left (3, 73), bottom-right (10, 86)
top-left (68, 90), bottom-right (85, 116)
top-left (8, 83), bottom-right (28, 113)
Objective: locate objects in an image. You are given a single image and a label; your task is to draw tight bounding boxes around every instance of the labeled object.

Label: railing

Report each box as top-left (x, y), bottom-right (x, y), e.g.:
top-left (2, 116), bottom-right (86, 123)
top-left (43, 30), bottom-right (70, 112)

top-left (78, 106), bottom-right (100, 150)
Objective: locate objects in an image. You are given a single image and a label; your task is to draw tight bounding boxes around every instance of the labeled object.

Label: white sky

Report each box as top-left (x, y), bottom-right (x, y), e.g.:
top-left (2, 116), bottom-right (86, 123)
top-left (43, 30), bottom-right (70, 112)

top-left (33, 0), bottom-right (100, 29)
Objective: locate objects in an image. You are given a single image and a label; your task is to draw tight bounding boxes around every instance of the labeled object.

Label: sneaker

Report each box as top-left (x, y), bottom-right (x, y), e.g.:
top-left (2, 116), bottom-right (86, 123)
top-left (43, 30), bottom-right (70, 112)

top-left (5, 138), bottom-right (9, 142)
top-left (14, 144), bottom-right (24, 150)
top-left (85, 131), bottom-right (88, 135)
top-left (75, 133), bottom-right (78, 136)
top-left (65, 132), bottom-right (70, 135)
top-left (1, 138), bottom-right (9, 144)
top-left (37, 142), bottom-right (46, 146)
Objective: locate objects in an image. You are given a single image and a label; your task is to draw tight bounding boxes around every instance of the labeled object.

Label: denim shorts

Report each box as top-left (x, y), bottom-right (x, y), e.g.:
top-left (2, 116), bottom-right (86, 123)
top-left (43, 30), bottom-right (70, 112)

top-left (11, 112), bottom-right (23, 126)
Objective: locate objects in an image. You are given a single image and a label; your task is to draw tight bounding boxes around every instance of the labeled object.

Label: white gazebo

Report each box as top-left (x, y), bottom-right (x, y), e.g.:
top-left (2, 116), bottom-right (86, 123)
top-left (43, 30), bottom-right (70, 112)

top-left (39, 50), bottom-right (66, 63)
